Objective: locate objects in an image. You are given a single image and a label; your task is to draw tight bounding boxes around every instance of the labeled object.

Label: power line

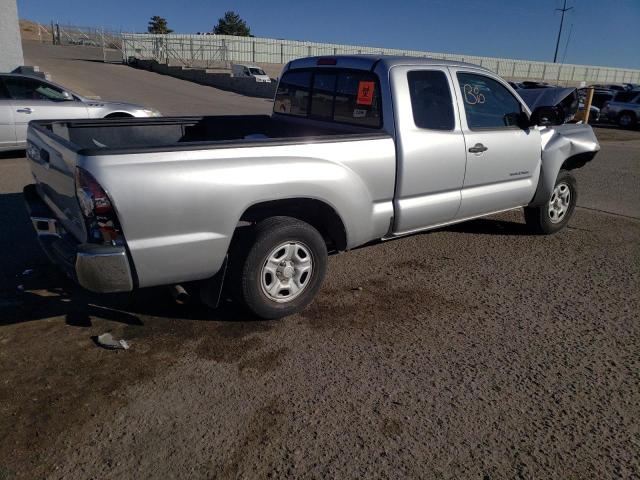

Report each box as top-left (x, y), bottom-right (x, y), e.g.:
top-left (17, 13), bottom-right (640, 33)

top-left (561, 23), bottom-right (574, 64)
top-left (553, 0), bottom-right (573, 63)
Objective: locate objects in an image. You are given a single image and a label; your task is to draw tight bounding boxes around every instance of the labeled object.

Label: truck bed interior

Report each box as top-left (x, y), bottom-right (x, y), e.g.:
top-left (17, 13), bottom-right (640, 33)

top-left (38, 115), bottom-right (385, 153)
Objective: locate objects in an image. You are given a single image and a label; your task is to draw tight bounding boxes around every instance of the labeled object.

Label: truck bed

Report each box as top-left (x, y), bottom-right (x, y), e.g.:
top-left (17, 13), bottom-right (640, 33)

top-left (32, 115), bottom-right (388, 155)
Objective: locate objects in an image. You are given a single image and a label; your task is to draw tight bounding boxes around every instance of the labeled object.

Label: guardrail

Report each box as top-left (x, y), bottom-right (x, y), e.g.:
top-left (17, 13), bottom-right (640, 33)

top-left (121, 33), bottom-right (640, 85)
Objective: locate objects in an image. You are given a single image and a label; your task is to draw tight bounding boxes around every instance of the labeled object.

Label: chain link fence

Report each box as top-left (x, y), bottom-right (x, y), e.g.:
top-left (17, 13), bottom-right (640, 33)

top-left (31, 22), bottom-right (640, 85)
top-left (120, 33), bottom-right (640, 85)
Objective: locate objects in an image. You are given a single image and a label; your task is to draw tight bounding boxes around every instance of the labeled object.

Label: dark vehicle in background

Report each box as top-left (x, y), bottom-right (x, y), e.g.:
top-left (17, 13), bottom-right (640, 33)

top-left (589, 88), bottom-right (617, 110)
top-left (519, 81), bottom-right (556, 89)
top-left (600, 90), bottom-right (640, 129)
top-left (592, 83), bottom-right (627, 92)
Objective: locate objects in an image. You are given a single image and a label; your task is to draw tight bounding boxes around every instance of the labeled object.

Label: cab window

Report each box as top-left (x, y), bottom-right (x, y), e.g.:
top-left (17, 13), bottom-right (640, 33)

top-left (457, 72), bottom-right (523, 129)
top-left (407, 70), bottom-right (455, 130)
top-left (4, 77), bottom-right (69, 102)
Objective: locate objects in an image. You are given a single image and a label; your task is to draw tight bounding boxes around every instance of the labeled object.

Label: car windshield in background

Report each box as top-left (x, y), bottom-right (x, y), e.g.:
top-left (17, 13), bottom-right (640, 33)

top-left (274, 69), bottom-right (382, 128)
top-left (249, 68), bottom-right (266, 76)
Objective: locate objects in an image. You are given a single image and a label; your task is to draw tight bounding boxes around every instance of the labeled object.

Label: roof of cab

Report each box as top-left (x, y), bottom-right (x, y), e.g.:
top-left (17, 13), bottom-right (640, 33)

top-left (286, 55), bottom-right (487, 73)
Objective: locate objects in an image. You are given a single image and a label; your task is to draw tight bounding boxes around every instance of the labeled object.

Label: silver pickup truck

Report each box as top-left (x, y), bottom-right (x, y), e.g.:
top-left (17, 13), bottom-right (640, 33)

top-left (24, 55), bottom-right (599, 318)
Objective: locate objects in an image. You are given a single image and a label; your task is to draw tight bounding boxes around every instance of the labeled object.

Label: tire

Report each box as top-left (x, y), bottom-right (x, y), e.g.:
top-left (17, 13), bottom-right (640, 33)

top-left (617, 111), bottom-right (637, 129)
top-left (230, 216), bottom-right (328, 319)
top-left (524, 169), bottom-right (577, 235)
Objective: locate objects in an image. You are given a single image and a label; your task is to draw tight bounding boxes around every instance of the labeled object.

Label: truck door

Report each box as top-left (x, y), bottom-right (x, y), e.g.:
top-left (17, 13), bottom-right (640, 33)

top-left (450, 69), bottom-right (541, 219)
top-left (391, 66), bottom-right (467, 234)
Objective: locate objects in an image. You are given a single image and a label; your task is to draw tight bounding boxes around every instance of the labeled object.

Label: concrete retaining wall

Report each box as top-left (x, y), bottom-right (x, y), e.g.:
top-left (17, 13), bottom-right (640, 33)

top-left (129, 58), bottom-right (277, 99)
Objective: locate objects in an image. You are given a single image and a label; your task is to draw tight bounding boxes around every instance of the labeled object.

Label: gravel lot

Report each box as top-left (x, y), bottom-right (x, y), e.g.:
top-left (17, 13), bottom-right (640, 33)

top-left (0, 43), bottom-right (638, 479)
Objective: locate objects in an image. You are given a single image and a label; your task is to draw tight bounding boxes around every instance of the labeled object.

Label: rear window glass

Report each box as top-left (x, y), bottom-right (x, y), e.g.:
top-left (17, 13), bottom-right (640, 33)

top-left (274, 69), bottom-right (382, 128)
top-left (407, 70), bottom-right (455, 130)
top-left (310, 73), bottom-right (336, 120)
top-left (274, 71), bottom-right (311, 117)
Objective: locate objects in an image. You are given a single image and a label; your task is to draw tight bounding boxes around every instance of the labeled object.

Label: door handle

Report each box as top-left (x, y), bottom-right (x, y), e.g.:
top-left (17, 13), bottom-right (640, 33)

top-left (468, 143), bottom-right (488, 153)
top-left (17, 107), bottom-right (33, 114)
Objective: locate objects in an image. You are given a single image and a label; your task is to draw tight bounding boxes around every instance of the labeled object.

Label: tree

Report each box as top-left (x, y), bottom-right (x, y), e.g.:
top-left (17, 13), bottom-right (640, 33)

top-left (148, 16), bottom-right (173, 34)
top-left (213, 11), bottom-right (251, 36)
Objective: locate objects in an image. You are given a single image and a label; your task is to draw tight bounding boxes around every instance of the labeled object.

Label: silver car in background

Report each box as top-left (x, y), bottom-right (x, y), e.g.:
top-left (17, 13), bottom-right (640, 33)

top-left (599, 90), bottom-right (640, 129)
top-left (0, 73), bottom-right (161, 151)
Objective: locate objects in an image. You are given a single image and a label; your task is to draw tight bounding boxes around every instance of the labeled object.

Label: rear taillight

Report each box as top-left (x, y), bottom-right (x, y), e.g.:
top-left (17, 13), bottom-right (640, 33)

top-left (75, 167), bottom-right (123, 245)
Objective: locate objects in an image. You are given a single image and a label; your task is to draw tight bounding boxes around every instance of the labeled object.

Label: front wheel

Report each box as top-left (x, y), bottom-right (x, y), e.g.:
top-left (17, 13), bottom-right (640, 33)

top-left (524, 169), bottom-right (577, 234)
top-left (230, 216), bottom-right (328, 319)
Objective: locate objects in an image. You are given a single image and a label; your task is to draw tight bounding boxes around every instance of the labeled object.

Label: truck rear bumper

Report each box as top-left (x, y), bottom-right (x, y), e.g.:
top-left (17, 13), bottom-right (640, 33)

top-left (23, 184), bottom-right (134, 293)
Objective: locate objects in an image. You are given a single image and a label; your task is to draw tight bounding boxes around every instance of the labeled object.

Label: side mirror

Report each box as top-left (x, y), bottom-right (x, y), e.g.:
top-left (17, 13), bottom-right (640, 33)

top-left (530, 106), bottom-right (564, 126)
top-left (62, 91), bottom-right (73, 101)
top-left (504, 112), bottom-right (530, 129)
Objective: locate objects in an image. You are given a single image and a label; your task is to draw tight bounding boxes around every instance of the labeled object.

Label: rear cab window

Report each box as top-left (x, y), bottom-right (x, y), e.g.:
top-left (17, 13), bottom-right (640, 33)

top-left (274, 69), bottom-right (382, 128)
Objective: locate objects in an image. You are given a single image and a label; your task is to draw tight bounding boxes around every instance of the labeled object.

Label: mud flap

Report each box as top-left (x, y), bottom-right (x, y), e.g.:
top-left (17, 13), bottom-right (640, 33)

top-left (199, 255), bottom-right (228, 309)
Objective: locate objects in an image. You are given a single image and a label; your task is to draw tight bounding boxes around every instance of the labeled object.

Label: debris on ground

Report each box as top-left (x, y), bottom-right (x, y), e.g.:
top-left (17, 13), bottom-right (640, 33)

top-left (16, 285), bottom-right (24, 291)
top-left (21, 268), bottom-right (35, 276)
top-left (95, 333), bottom-right (130, 350)
top-left (351, 286), bottom-right (363, 291)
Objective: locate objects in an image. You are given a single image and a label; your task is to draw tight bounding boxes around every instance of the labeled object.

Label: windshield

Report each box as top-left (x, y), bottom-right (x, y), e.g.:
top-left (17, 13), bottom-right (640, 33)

top-left (249, 68), bottom-right (266, 76)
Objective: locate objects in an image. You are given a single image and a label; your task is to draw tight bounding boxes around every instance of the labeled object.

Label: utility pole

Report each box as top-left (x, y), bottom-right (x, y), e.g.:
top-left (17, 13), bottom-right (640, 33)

top-left (553, 0), bottom-right (573, 63)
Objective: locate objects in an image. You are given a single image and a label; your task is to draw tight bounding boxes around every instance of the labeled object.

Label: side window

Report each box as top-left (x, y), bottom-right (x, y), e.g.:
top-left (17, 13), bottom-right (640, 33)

top-left (274, 71), bottom-right (311, 116)
top-left (4, 77), bottom-right (67, 102)
top-left (457, 73), bottom-right (523, 129)
top-left (407, 70), bottom-right (455, 130)
top-left (333, 71), bottom-right (381, 128)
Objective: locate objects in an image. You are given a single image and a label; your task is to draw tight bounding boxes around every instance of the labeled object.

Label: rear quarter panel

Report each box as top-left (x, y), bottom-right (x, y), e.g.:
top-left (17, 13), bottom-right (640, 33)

top-left (83, 137), bottom-right (396, 288)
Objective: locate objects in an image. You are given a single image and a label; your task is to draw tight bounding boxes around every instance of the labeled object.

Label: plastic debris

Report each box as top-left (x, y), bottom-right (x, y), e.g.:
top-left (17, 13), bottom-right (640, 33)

top-left (96, 333), bottom-right (130, 350)
top-left (21, 268), bottom-right (35, 276)
top-left (17, 284), bottom-right (24, 291)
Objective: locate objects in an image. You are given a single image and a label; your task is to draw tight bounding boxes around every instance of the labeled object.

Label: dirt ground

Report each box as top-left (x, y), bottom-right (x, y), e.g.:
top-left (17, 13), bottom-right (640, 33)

top-left (0, 43), bottom-right (639, 479)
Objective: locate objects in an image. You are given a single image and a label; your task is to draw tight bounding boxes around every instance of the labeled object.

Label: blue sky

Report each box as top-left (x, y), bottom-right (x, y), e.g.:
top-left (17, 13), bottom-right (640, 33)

top-left (17, 0), bottom-right (640, 69)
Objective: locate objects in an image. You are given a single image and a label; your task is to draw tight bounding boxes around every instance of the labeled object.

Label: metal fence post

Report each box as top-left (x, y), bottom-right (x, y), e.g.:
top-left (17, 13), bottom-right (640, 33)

top-left (280, 43), bottom-right (284, 63)
top-left (101, 27), bottom-right (106, 63)
top-left (252, 40), bottom-right (255, 62)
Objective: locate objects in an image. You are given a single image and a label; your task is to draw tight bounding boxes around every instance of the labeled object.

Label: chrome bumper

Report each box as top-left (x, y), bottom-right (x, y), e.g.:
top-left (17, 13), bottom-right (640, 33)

top-left (23, 184), bottom-right (134, 293)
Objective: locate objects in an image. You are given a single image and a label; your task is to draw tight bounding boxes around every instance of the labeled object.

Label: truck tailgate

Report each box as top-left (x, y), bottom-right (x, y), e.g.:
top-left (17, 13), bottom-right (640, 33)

top-left (27, 125), bottom-right (87, 242)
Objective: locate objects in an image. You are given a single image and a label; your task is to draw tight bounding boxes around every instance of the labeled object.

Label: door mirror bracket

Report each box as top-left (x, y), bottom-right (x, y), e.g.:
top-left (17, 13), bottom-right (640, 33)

top-left (530, 106), bottom-right (564, 127)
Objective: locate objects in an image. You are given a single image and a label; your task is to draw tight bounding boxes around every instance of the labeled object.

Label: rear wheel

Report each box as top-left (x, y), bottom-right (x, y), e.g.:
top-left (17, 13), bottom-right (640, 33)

top-left (524, 169), bottom-right (577, 234)
top-left (617, 111), bottom-right (637, 129)
top-left (230, 216), bottom-right (327, 319)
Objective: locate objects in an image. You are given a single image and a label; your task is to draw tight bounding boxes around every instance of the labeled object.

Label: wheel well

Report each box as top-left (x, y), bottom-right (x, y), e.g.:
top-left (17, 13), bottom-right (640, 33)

top-left (104, 112), bottom-right (133, 118)
top-left (618, 110), bottom-right (637, 120)
top-left (239, 199), bottom-right (347, 252)
top-left (561, 151), bottom-right (597, 170)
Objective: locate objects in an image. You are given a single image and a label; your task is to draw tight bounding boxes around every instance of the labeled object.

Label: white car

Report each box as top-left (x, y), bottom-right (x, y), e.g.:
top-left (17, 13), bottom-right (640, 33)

top-left (0, 73), bottom-right (161, 151)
